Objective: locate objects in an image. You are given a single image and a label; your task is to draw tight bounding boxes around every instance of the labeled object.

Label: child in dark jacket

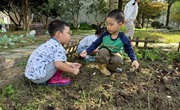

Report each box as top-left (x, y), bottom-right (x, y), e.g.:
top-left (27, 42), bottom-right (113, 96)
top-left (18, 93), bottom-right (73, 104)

top-left (80, 9), bottom-right (139, 76)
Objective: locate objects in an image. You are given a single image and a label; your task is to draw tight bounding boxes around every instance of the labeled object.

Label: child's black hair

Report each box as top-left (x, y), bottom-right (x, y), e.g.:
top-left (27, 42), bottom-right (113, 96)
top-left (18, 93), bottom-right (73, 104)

top-left (48, 19), bottom-right (70, 38)
top-left (95, 27), bottom-right (106, 35)
top-left (107, 9), bottom-right (124, 24)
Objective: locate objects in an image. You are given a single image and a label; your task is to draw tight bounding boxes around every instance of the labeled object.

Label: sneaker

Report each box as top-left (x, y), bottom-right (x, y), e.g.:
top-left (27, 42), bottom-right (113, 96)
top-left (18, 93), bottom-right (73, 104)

top-left (42, 82), bottom-right (47, 85)
top-left (84, 55), bottom-right (96, 62)
top-left (116, 67), bottom-right (122, 73)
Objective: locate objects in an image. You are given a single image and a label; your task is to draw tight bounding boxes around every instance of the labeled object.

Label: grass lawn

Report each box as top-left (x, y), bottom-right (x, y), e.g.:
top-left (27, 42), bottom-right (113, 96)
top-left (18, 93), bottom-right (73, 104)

top-left (120, 26), bottom-right (180, 43)
top-left (71, 30), bottom-right (95, 35)
top-left (135, 28), bottom-right (155, 31)
top-left (134, 31), bottom-right (180, 43)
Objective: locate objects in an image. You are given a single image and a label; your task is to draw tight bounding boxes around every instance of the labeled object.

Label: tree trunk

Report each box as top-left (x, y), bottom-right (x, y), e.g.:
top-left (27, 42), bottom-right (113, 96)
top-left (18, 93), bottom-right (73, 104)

top-left (4, 11), bottom-right (19, 28)
top-left (166, 3), bottom-right (172, 26)
top-left (22, 0), bottom-right (29, 30)
top-left (109, 0), bottom-right (114, 12)
top-left (118, 0), bottom-right (123, 10)
top-left (76, 15), bottom-right (79, 31)
top-left (141, 17), bottom-right (145, 29)
top-left (146, 18), bottom-right (149, 29)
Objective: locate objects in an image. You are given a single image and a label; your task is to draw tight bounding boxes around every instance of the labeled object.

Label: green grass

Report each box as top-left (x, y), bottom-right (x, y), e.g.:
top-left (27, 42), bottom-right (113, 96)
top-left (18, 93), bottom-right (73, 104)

top-left (134, 31), bottom-right (180, 43)
top-left (121, 26), bottom-right (180, 43)
top-left (0, 30), bottom-right (27, 37)
top-left (71, 30), bottom-right (95, 35)
top-left (135, 28), bottom-right (155, 31)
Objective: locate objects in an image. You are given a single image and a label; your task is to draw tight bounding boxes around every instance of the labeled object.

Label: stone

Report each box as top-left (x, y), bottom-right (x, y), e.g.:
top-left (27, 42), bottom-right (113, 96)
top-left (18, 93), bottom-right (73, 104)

top-left (0, 56), bottom-right (5, 65)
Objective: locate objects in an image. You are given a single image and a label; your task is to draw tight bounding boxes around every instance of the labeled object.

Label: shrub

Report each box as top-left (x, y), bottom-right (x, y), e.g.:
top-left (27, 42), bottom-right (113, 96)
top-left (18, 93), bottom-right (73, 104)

top-left (120, 25), bottom-right (126, 33)
top-left (151, 21), bottom-right (160, 29)
top-left (70, 23), bottom-right (94, 30)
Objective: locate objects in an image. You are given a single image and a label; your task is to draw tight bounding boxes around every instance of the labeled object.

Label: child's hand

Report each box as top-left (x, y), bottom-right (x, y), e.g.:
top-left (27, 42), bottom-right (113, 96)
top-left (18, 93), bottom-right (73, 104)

top-left (70, 63), bottom-right (82, 68)
top-left (73, 68), bottom-right (80, 75)
top-left (132, 60), bottom-right (139, 69)
top-left (80, 50), bottom-right (87, 58)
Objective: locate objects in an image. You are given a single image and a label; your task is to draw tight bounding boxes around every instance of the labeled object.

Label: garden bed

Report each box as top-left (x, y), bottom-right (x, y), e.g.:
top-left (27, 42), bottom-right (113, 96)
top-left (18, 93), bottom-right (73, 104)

top-left (0, 54), bottom-right (180, 109)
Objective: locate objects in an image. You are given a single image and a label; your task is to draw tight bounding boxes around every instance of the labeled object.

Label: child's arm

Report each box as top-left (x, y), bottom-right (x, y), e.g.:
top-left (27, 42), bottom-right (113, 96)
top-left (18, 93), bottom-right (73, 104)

top-left (120, 34), bottom-right (139, 69)
top-left (90, 50), bottom-right (99, 55)
top-left (66, 61), bottom-right (82, 69)
top-left (55, 61), bottom-right (80, 75)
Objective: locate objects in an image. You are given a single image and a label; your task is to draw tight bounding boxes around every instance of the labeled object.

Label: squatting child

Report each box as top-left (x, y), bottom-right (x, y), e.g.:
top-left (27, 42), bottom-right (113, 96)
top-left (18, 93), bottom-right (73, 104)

top-left (25, 19), bottom-right (82, 86)
top-left (80, 9), bottom-right (139, 76)
top-left (77, 27), bottom-right (106, 61)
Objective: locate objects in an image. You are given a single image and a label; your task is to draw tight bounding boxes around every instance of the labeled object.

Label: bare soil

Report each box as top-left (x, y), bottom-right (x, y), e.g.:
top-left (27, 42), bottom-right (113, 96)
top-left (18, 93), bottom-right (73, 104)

top-left (0, 56), bottom-right (180, 110)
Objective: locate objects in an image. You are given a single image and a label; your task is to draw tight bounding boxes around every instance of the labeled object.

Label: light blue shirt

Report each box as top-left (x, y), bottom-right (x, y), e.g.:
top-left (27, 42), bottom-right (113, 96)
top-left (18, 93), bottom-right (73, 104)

top-left (79, 34), bottom-right (98, 48)
top-left (25, 38), bottom-right (67, 80)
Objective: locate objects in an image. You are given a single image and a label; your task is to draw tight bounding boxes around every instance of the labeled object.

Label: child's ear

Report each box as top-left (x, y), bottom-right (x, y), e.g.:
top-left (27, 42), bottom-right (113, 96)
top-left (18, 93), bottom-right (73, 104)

top-left (56, 31), bottom-right (62, 37)
top-left (119, 22), bottom-right (123, 28)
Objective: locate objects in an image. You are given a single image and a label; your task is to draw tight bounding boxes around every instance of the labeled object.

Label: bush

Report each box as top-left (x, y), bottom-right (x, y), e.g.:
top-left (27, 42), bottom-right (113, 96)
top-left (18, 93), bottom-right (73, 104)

top-left (151, 21), bottom-right (160, 29)
top-left (120, 25), bottom-right (126, 33)
top-left (70, 23), bottom-right (94, 30)
top-left (159, 23), bottom-right (164, 28)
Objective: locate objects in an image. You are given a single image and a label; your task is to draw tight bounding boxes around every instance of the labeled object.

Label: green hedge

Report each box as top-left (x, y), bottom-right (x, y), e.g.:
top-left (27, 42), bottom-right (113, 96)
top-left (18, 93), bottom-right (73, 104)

top-left (151, 21), bottom-right (160, 29)
top-left (70, 23), bottom-right (94, 30)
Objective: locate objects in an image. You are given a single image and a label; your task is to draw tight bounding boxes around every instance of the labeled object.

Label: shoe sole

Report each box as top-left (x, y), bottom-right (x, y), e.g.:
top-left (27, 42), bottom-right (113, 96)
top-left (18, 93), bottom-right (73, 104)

top-left (48, 81), bottom-right (71, 86)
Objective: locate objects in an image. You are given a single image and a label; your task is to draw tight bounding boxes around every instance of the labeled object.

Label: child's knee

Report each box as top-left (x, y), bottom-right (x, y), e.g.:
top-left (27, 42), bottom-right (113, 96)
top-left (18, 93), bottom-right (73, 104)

top-left (99, 48), bottom-right (109, 55)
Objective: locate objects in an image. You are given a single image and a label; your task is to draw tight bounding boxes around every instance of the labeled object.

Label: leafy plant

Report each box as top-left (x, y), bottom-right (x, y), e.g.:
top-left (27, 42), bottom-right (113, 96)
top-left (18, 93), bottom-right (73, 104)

top-left (26, 30), bottom-right (36, 43)
top-left (164, 51), bottom-right (180, 63)
top-left (10, 34), bottom-right (27, 43)
top-left (133, 47), bottom-right (143, 60)
top-left (3, 84), bottom-right (15, 97)
top-left (78, 91), bottom-right (87, 108)
top-left (2, 81), bottom-right (19, 103)
top-left (147, 53), bottom-right (160, 61)
top-left (122, 52), bottom-right (128, 60)
top-left (0, 35), bottom-right (15, 48)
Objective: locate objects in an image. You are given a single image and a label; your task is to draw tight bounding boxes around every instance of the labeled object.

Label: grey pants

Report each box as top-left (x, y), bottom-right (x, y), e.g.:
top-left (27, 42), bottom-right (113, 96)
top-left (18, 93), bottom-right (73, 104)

top-left (96, 48), bottom-right (123, 71)
top-left (31, 61), bottom-right (58, 84)
top-left (124, 20), bottom-right (134, 39)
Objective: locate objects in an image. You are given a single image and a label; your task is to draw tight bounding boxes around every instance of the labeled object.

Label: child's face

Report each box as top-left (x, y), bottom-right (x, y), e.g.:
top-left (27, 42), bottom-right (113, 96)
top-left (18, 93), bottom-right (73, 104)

top-left (106, 17), bottom-right (121, 35)
top-left (60, 26), bottom-right (71, 44)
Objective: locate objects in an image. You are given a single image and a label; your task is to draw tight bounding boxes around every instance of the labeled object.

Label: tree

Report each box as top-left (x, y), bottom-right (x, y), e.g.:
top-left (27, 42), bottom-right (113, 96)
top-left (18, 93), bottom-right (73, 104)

top-left (55, 0), bottom-right (90, 31)
top-left (138, 2), bottom-right (167, 28)
top-left (109, 0), bottom-right (114, 12)
top-left (0, 0), bottom-right (23, 29)
top-left (164, 0), bottom-right (180, 26)
top-left (86, 0), bottom-right (109, 27)
top-left (40, 0), bottom-right (60, 25)
top-left (118, 0), bottom-right (123, 10)
top-left (0, 0), bottom-right (48, 30)
top-left (170, 2), bottom-right (180, 28)
top-left (15, 0), bottom-right (47, 30)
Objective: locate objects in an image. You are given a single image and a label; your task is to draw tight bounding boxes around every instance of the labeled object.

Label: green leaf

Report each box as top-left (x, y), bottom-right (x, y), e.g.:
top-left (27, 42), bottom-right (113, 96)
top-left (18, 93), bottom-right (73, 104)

top-left (22, 41), bottom-right (28, 43)
top-left (18, 35), bottom-right (24, 38)
top-left (4, 46), bottom-right (8, 48)
top-left (9, 42), bottom-right (15, 45)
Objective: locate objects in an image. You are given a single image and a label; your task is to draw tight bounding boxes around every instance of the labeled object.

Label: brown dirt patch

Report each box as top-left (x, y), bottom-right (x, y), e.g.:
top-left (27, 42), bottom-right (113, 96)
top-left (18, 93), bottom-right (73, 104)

top-left (0, 56), bottom-right (180, 109)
